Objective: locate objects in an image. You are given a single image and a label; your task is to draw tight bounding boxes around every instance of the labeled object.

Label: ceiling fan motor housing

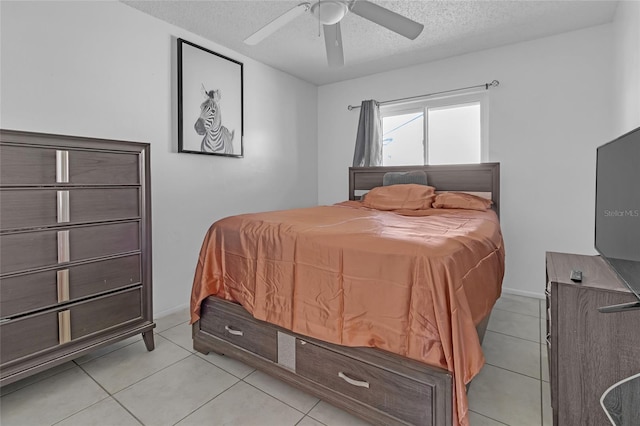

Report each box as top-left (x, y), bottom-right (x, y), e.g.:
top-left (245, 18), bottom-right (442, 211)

top-left (311, 1), bottom-right (349, 25)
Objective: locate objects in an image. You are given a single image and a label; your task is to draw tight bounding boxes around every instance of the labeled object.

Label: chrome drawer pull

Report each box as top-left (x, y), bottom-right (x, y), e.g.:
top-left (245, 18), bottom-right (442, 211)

top-left (57, 191), bottom-right (70, 223)
top-left (338, 372), bottom-right (370, 389)
top-left (56, 150), bottom-right (69, 183)
top-left (58, 310), bottom-right (71, 344)
top-left (57, 269), bottom-right (70, 302)
top-left (57, 230), bottom-right (70, 263)
top-left (224, 325), bottom-right (244, 336)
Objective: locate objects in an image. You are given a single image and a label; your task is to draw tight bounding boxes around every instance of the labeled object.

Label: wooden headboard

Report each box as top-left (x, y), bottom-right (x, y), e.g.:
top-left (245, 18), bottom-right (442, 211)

top-left (349, 163), bottom-right (500, 217)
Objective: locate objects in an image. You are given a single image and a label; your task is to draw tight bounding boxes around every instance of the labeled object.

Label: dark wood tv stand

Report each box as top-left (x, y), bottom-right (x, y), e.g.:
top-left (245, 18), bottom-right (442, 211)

top-left (546, 252), bottom-right (640, 426)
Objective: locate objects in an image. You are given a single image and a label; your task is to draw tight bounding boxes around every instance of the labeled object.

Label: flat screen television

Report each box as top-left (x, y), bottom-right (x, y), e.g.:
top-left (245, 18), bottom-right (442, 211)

top-left (595, 126), bottom-right (640, 303)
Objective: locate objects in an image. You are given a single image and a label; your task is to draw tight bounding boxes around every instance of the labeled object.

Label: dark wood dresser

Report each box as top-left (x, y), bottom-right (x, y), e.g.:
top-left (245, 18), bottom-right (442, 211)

top-left (0, 129), bottom-right (154, 386)
top-left (546, 252), bottom-right (640, 425)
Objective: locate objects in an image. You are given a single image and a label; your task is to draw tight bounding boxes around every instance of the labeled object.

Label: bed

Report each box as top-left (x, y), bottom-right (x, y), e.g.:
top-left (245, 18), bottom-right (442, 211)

top-left (190, 163), bottom-right (504, 426)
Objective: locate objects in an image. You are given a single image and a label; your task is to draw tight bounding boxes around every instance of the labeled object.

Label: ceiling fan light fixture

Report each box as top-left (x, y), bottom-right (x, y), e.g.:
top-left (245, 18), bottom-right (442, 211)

top-left (311, 1), bottom-right (348, 25)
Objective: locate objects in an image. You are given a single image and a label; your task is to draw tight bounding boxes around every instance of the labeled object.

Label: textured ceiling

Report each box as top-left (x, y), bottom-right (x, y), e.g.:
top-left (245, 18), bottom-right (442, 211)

top-left (122, 0), bottom-right (618, 85)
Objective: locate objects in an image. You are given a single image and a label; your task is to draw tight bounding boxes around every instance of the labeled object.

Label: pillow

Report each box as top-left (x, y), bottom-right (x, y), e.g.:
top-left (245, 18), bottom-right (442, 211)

top-left (432, 192), bottom-right (493, 211)
top-left (363, 184), bottom-right (436, 211)
top-left (383, 170), bottom-right (428, 186)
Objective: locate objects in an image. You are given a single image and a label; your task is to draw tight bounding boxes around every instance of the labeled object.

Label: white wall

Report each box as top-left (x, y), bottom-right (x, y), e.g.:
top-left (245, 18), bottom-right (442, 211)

top-left (613, 0), bottom-right (640, 135)
top-left (318, 25), bottom-right (613, 298)
top-left (0, 1), bottom-right (318, 316)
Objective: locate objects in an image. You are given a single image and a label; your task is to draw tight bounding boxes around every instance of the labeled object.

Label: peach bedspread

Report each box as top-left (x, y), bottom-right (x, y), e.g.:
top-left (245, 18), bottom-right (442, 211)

top-left (190, 203), bottom-right (505, 426)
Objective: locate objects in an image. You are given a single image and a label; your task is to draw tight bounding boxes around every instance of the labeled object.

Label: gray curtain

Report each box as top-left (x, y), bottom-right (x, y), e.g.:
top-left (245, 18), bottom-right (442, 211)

top-left (352, 100), bottom-right (382, 167)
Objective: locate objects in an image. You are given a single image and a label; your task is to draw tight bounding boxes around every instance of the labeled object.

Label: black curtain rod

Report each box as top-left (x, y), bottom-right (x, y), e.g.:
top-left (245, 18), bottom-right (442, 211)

top-left (347, 80), bottom-right (500, 111)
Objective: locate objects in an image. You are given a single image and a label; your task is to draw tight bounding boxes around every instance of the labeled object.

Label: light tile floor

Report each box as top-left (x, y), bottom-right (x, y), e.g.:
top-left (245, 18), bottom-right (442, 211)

top-left (0, 294), bottom-right (551, 425)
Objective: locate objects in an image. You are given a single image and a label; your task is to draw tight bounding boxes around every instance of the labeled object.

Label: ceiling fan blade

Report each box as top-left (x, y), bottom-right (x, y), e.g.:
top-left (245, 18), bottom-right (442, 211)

top-left (350, 0), bottom-right (424, 40)
top-left (324, 23), bottom-right (344, 67)
top-left (244, 3), bottom-right (310, 45)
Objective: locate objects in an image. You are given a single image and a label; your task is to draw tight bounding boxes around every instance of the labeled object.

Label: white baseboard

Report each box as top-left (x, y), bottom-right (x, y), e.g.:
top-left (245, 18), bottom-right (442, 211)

top-left (501, 286), bottom-right (545, 300)
top-left (154, 303), bottom-right (190, 320)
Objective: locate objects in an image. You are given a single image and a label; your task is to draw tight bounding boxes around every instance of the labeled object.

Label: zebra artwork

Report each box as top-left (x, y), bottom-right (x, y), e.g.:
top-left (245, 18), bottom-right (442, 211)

top-left (194, 85), bottom-right (235, 154)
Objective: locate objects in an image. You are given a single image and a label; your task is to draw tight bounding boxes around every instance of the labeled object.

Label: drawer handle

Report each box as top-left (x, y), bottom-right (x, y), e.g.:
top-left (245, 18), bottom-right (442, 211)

top-left (338, 372), bottom-right (370, 389)
top-left (57, 191), bottom-right (70, 223)
top-left (224, 325), bottom-right (244, 337)
top-left (57, 269), bottom-right (70, 302)
top-left (57, 230), bottom-right (70, 263)
top-left (56, 150), bottom-right (69, 183)
top-left (58, 310), bottom-right (71, 344)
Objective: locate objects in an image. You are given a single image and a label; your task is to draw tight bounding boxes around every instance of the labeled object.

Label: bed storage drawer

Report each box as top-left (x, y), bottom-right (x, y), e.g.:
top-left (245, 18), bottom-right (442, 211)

top-left (199, 298), bottom-right (277, 362)
top-left (296, 339), bottom-right (434, 425)
top-left (194, 297), bottom-right (453, 426)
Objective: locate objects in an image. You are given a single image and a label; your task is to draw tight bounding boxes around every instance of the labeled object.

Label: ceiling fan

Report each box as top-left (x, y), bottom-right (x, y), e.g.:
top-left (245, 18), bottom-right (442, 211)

top-left (244, 0), bottom-right (424, 67)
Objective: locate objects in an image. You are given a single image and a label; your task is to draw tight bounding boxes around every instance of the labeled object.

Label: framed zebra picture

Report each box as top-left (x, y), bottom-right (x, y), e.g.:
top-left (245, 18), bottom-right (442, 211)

top-left (178, 38), bottom-right (243, 157)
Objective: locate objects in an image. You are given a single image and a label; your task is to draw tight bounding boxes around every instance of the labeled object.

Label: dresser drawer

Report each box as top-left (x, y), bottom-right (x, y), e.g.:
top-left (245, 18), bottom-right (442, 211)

top-left (69, 287), bottom-right (142, 340)
top-left (0, 222), bottom-right (140, 274)
top-left (296, 339), bottom-right (434, 425)
top-left (0, 287), bottom-right (142, 365)
top-left (0, 188), bottom-right (140, 231)
top-left (1, 254), bottom-right (141, 318)
top-left (0, 311), bottom-right (59, 365)
top-left (0, 145), bottom-right (139, 186)
top-left (200, 298), bottom-right (277, 362)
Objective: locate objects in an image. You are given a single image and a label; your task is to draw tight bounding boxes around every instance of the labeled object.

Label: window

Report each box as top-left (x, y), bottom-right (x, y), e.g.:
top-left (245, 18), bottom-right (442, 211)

top-left (381, 93), bottom-right (488, 166)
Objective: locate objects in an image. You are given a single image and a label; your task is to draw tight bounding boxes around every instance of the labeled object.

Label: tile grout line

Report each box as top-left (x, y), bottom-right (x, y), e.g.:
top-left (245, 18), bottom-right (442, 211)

top-left (305, 400), bottom-right (326, 425)
top-left (295, 413), bottom-right (328, 426)
top-left (73, 363), bottom-right (145, 426)
top-left (84, 349), bottom-right (241, 426)
top-left (157, 329), bottom-right (198, 355)
top-left (194, 352), bottom-right (256, 380)
top-left (92, 335), bottom-right (192, 394)
top-left (75, 335), bottom-right (193, 425)
top-left (1, 321), bottom-right (191, 426)
top-left (49, 395), bottom-right (113, 426)
top-left (241, 377), bottom-right (318, 416)
top-left (170, 380), bottom-right (243, 426)
top-left (0, 363), bottom-right (76, 398)
top-left (492, 306), bottom-right (542, 319)
top-left (485, 328), bottom-right (540, 344)
top-left (154, 319), bottom-right (190, 335)
top-left (106, 349), bottom-right (193, 395)
top-left (468, 409), bottom-right (510, 425)
top-left (484, 361), bottom-right (541, 382)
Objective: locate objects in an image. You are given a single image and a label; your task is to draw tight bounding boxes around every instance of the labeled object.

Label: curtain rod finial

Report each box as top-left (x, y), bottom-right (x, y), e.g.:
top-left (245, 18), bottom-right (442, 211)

top-left (347, 105), bottom-right (354, 111)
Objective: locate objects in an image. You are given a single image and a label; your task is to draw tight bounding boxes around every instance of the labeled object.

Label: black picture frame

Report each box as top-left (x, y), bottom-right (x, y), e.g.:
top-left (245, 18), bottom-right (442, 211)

top-left (178, 38), bottom-right (243, 157)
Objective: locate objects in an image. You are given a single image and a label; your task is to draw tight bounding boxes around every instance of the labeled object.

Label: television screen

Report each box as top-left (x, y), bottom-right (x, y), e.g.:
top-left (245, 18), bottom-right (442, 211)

top-left (595, 126), bottom-right (640, 300)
